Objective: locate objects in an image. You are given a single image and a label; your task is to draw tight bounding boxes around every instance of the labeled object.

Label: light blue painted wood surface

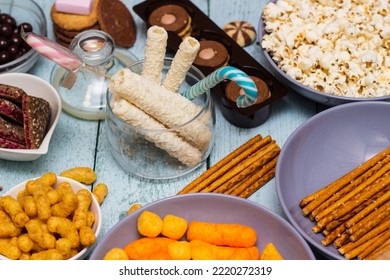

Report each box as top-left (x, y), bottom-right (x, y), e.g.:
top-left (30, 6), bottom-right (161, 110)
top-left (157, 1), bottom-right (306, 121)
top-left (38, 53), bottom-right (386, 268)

top-left (0, 0), bottom-right (317, 245)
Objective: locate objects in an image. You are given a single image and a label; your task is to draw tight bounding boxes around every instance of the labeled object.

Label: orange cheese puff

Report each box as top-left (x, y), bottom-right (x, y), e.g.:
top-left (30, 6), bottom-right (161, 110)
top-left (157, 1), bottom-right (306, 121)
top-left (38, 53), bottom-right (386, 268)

top-left (127, 203), bottom-right (142, 214)
top-left (103, 248), bottom-right (129, 260)
top-left (187, 221), bottom-right (257, 248)
top-left (261, 242), bottom-right (284, 260)
top-left (25, 179), bottom-right (52, 195)
top-left (228, 246), bottom-right (260, 260)
top-left (0, 210), bottom-right (22, 238)
top-left (145, 251), bottom-right (172, 260)
top-left (137, 210), bottom-right (163, 237)
top-left (190, 239), bottom-right (258, 260)
top-left (25, 219), bottom-right (56, 249)
top-left (60, 167), bottom-right (97, 185)
top-left (168, 241), bottom-right (191, 260)
top-left (162, 214), bottom-right (188, 240)
top-left (22, 196), bottom-right (37, 218)
top-left (33, 190), bottom-right (52, 221)
top-left (37, 172), bottom-right (57, 186)
top-left (124, 237), bottom-right (176, 260)
top-left (51, 192), bottom-right (78, 218)
top-left (0, 196), bottom-right (30, 228)
top-left (47, 217), bottom-right (80, 248)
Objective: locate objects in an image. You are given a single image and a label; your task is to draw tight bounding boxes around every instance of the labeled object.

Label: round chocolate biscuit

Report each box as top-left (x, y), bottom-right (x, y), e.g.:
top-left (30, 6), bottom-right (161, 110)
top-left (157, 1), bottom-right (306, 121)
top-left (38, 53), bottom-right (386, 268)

top-left (50, 0), bottom-right (100, 31)
top-left (193, 40), bottom-right (229, 69)
top-left (148, 4), bottom-right (191, 36)
top-left (53, 22), bottom-right (100, 38)
top-left (97, 0), bottom-right (137, 47)
top-left (225, 76), bottom-right (270, 105)
top-left (223, 20), bottom-right (256, 47)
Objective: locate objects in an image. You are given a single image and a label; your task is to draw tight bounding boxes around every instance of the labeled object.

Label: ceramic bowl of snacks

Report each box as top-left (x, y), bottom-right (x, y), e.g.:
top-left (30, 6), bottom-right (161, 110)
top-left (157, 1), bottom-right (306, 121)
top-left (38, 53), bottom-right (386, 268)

top-left (0, 73), bottom-right (62, 161)
top-left (0, 0), bottom-right (47, 73)
top-left (0, 174), bottom-right (102, 260)
top-left (106, 56), bottom-right (216, 180)
top-left (89, 193), bottom-right (315, 260)
top-left (259, 0), bottom-right (390, 106)
top-left (276, 101), bottom-right (390, 260)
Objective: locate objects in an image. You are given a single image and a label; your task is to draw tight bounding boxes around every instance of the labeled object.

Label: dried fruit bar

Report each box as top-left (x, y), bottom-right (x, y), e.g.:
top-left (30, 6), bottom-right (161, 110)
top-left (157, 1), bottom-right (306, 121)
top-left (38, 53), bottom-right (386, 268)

top-left (22, 95), bottom-right (51, 149)
top-left (0, 116), bottom-right (25, 145)
top-left (0, 98), bottom-right (23, 124)
top-left (0, 83), bottom-right (27, 105)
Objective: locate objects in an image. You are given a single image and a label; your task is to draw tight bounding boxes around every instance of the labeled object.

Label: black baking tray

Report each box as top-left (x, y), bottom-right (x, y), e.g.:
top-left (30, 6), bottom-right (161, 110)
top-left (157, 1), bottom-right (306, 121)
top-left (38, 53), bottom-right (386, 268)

top-left (133, 0), bottom-right (288, 128)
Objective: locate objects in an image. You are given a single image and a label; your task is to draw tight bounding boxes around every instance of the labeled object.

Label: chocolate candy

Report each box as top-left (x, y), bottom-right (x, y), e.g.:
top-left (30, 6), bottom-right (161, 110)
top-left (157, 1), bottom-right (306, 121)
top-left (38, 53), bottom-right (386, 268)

top-left (223, 21), bottom-right (256, 47)
top-left (148, 4), bottom-right (192, 38)
top-left (225, 76), bottom-right (270, 105)
top-left (193, 40), bottom-right (229, 69)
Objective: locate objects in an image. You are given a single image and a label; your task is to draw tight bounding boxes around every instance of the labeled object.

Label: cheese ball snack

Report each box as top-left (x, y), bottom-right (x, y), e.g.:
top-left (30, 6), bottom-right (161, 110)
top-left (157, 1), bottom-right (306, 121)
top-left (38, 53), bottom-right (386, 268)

top-left (103, 248), bottom-right (129, 260)
top-left (162, 36), bottom-right (200, 93)
top-left (168, 241), bottom-right (191, 260)
top-left (137, 210), bottom-right (163, 238)
top-left (161, 214), bottom-right (188, 240)
top-left (141, 26), bottom-right (168, 84)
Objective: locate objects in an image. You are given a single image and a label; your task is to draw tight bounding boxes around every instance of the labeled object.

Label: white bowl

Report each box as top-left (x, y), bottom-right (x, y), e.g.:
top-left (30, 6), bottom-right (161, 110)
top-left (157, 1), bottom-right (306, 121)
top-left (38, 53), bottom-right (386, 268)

top-left (0, 176), bottom-right (102, 260)
top-left (0, 73), bottom-right (62, 161)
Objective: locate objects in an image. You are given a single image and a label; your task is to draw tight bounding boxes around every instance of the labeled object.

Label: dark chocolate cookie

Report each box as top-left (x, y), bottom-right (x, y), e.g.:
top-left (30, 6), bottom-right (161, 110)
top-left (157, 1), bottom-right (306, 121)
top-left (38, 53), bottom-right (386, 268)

top-left (193, 40), bottom-right (229, 69)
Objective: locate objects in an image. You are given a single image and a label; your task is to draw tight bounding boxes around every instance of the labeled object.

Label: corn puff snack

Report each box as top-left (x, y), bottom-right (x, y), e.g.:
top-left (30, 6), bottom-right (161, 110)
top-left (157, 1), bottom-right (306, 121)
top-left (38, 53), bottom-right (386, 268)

top-left (0, 238), bottom-right (21, 260)
top-left (51, 191), bottom-right (78, 218)
top-left (33, 190), bottom-right (52, 221)
top-left (73, 189), bottom-right (92, 229)
top-left (168, 241), bottom-right (191, 260)
top-left (30, 249), bottom-right (64, 260)
top-left (124, 237), bottom-right (176, 260)
top-left (260, 242), bottom-right (284, 260)
top-left (0, 210), bottom-right (22, 238)
top-left (16, 234), bottom-right (34, 253)
top-left (79, 226), bottom-right (96, 247)
top-left (161, 214), bottom-right (188, 240)
top-left (187, 221), bottom-right (257, 248)
top-left (60, 167), bottom-right (97, 185)
top-left (25, 219), bottom-right (56, 249)
top-left (103, 248), bottom-right (129, 260)
top-left (47, 217), bottom-right (79, 248)
top-left (92, 183), bottom-right (108, 205)
top-left (0, 196), bottom-right (29, 228)
top-left (21, 196), bottom-right (37, 218)
top-left (137, 210), bottom-right (163, 238)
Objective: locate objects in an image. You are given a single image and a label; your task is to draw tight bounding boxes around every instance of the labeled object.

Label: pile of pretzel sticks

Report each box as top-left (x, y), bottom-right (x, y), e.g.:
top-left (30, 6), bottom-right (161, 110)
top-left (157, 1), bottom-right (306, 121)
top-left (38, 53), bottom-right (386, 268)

top-left (177, 134), bottom-right (280, 198)
top-left (300, 146), bottom-right (390, 260)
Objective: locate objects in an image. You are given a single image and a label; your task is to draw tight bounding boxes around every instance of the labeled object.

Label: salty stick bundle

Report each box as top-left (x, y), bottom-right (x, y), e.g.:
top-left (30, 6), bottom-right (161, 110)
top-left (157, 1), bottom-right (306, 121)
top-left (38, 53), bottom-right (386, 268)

top-left (177, 134), bottom-right (280, 198)
top-left (299, 146), bottom-right (390, 259)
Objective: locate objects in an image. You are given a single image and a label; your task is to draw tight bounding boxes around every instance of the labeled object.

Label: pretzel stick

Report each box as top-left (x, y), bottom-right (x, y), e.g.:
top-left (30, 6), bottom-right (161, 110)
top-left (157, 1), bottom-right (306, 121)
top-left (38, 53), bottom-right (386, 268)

top-left (177, 135), bottom-right (270, 194)
top-left (343, 232), bottom-right (385, 260)
top-left (199, 142), bottom-right (278, 193)
top-left (311, 155), bottom-right (390, 218)
top-left (364, 238), bottom-right (390, 260)
top-left (333, 232), bottom-right (349, 248)
top-left (332, 172), bottom-right (390, 220)
top-left (321, 223), bottom-right (346, 246)
top-left (347, 200), bottom-right (390, 241)
top-left (357, 230), bottom-right (390, 259)
top-left (299, 148), bottom-right (390, 209)
top-left (314, 159), bottom-right (390, 221)
top-left (346, 189), bottom-right (390, 229)
top-left (239, 168), bottom-right (276, 198)
top-left (338, 217), bottom-right (390, 255)
top-left (212, 148), bottom-right (279, 194)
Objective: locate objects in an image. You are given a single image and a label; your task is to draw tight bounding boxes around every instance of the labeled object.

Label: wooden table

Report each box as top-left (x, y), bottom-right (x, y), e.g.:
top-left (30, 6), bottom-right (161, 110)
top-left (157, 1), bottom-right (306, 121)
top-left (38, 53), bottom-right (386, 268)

top-left (0, 0), bottom-right (318, 252)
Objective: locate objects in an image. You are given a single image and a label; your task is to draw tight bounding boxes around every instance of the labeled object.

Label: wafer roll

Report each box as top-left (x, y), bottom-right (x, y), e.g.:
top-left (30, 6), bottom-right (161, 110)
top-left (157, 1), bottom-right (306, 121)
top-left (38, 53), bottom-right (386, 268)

top-left (162, 36), bottom-right (200, 93)
top-left (141, 26), bottom-right (168, 84)
top-left (109, 69), bottom-right (211, 151)
top-left (110, 96), bottom-right (202, 167)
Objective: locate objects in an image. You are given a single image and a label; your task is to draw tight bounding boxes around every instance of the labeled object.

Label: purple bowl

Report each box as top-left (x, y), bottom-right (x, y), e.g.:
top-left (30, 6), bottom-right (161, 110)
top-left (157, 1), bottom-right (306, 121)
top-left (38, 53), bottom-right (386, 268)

top-left (276, 101), bottom-right (390, 259)
top-left (258, 0), bottom-right (390, 106)
top-left (89, 193), bottom-right (315, 260)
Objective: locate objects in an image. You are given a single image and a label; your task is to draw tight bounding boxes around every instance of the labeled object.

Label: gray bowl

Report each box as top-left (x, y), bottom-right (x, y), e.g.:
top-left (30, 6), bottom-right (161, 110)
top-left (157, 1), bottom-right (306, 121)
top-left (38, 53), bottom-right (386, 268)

top-left (276, 101), bottom-right (390, 259)
top-left (89, 193), bottom-right (315, 260)
top-left (258, 1), bottom-right (390, 106)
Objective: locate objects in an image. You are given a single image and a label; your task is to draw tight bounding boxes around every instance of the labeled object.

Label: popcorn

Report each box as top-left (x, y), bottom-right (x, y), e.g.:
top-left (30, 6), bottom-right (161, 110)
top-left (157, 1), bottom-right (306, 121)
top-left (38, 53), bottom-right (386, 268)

top-left (261, 0), bottom-right (390, 98)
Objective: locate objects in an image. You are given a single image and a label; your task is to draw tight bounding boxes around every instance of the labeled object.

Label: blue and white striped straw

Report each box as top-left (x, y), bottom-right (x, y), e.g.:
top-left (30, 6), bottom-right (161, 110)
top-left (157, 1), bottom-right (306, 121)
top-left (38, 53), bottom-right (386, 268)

top-left (183, 66), bottom-right (258, 108)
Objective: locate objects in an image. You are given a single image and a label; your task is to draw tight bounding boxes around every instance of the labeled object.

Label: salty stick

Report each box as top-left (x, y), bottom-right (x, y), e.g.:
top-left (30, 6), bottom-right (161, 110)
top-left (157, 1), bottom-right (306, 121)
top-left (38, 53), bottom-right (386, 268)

top-left (347, 200), bottom-right (390, 241)
top-left (212, 148), bottom-right (280, 193)
top-left (110, 96), bottom-right (202, 167)
top-left (177, 135), bottom-right (270, 194)
top-left (110, 69), bottom-right (211, 150)
top-left (332, 172), bottom-right (390, 220)
top-left (299, 148), bottom-right (390, 209)
top-left (142, 26), bottom-right (168, 84)
top-left (196, 141), bottom-right (278, 193)
top-left (312, 160), bottom-right (390, 221)
top-left (311, 155), bottom-right (390, 218)
top-left (345, 189), bottom-right (390, 229)
top-left (338, 217), bottom-right (390, 255)
top-left (239, 166), bottom-right (276, 198)
top-left (321, 223), bottom-right (346, 246)
top-left (343, 232), bottom-right (385, 260)
top-left (363, 238), bottom-right (390, 260)
top-left (228, 155), bottom-right (278, 196)
top-left (333, 232), bottom-right (349, 248)
top-left (358, 230), bottom-right (390, 259)
top-left (162, 37), bottom-right (200, 93)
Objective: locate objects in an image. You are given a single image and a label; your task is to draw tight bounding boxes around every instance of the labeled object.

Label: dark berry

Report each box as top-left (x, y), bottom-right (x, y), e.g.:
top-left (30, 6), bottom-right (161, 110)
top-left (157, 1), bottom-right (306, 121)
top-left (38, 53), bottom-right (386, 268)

top-left (0, 50), bottom-right (10, 64)
top-left (7, 44), bottom-right (19, 58)
top-left (0, 37), bottom-right (9, 50)
top-left (10, 34), bottom-right (22, 45)
top-left (2, 16), bottom-right (16, 28)
top-left (19, 23), bottom-right (32, 33)
top-left (0, 23), bottom-right (12, 37)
